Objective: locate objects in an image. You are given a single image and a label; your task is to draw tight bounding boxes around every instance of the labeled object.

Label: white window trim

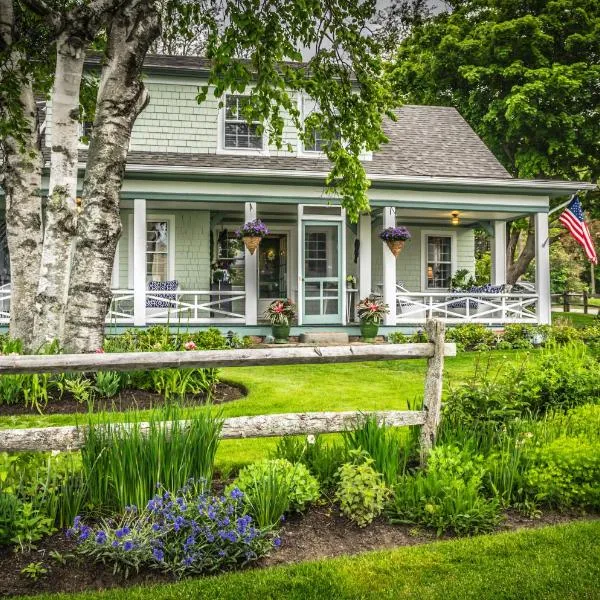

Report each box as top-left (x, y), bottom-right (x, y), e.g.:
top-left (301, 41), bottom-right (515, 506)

top-left (128, 214), bottom-right (176, 288)
top-left (420, 229), bottom-right (457, 292)
top-left (296, 94), bottom-right (373, 161)
top-left (216, 93), bottom-right (270, 156)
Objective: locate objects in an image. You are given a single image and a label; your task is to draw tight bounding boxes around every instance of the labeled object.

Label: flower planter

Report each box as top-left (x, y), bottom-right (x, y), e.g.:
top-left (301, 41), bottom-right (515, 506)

top-left (243, 235), bottom-right (262, 255)
top-left (271, 324), bottom-right (291, 344)
top-left (360, 321), bottom-right (379, 342)
top-left (386, 239), bottom-right (405, 257)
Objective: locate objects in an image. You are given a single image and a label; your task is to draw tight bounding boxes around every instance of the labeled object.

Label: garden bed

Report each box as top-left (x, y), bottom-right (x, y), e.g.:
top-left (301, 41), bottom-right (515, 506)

top-left (0, 382), bottom-right (245, 416)
top-left (0, 506), bottom-right (596, 598)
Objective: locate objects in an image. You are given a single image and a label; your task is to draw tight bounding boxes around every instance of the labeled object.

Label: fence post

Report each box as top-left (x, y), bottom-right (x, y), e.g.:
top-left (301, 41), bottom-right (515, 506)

top-left (563, 291), bottom-right (569, 313)
top-left (583, 291), bottom-right (588, 314)
top-left (419, 319), bottom-right (445, 465)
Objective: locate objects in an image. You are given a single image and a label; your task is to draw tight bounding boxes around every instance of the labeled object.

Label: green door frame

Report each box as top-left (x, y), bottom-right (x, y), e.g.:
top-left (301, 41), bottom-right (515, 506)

top-left (301, 220), bottom-right (343, 324)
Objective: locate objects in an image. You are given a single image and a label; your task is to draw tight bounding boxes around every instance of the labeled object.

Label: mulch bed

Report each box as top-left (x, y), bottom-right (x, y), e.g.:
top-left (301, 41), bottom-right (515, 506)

top-left (0, 505), bottom-right (596, 598)
top-left (0, 382), bottom-right (245, 416)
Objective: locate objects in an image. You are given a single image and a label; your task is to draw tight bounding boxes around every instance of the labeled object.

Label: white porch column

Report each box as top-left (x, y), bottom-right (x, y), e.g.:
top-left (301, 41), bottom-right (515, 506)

top-left (244, 202), bottom-right (258, 325)
top-left (535, 211), bottom-right (551, 324)
top-left (382, 207), bottom-right (397, 326)
top-left (491, 220), bottom-right (507, 286)
top-left (358, 213), bottom-right (372, 299)
top-left (133, 198), bottom-right (147, 326)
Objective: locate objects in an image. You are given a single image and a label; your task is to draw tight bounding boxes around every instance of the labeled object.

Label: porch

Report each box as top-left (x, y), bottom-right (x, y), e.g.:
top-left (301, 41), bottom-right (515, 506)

top-left (0, 199), bottom-right (550, 331)
top-left (103, 199), bottom-right (549, 330)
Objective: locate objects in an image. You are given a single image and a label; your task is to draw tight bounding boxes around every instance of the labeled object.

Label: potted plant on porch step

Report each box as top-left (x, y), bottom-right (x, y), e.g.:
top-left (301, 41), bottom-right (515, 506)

top-left (237, 219), bottom-right (269, 255)
top-left (357, 296), bottom-right (389, 342)
top-left (265, 299), bottom-right (296, 343)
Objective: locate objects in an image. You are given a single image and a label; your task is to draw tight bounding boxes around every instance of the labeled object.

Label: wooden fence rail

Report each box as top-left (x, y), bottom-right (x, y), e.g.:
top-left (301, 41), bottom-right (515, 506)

top-left (0, 319), bottom-right (454, 461)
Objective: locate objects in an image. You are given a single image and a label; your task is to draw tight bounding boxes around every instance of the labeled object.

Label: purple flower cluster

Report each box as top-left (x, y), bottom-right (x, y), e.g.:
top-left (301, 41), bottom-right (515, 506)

top-left (68, 480), bottom-right (276, 577)
top-left (379, 226), bottom-right (411, 242)
top-left (237, 219), bottom-right (270, 238)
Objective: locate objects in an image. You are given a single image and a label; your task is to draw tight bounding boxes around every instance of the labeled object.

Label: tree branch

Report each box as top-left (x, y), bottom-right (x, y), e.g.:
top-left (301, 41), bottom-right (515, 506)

top-left (19, 0), bottom-right (62, 31)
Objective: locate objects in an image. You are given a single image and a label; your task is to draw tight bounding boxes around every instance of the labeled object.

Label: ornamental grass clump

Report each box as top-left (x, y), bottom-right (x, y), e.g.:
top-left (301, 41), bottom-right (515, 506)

top-left (69, 480), bottom-right (276, 578)
top-left (82, 406), bottom-right (223, 511)
top-left (232, 459), bottom-right (319, 528)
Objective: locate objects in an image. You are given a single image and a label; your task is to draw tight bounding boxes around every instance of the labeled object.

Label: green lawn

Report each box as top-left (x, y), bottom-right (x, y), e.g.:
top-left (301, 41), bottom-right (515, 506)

top-left (0, 351), bottom-right (516, 469)
top-left (552, 311), bottom-right (598, 327)
top-left (18, 520), bottom-right (600, 600)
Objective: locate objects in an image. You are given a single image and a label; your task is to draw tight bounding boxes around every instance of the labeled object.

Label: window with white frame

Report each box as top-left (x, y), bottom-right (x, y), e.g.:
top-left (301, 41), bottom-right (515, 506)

top-left (425, 235), bottom-right (453, 289)
top-left (223, 95), bottom-right (263, 150)
top-left (301, 96), bottom-right (340, 153)
top-left (146, 219), bottom-right (171, 283)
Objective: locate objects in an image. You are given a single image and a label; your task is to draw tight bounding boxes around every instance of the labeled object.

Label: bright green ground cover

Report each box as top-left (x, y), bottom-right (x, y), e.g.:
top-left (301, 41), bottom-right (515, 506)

top-left (17, 520), bottom-right (600, 600)
top-left (0, 352), bottom-right (519, 470)
top-left (552, 311), bottom-right (598, 327)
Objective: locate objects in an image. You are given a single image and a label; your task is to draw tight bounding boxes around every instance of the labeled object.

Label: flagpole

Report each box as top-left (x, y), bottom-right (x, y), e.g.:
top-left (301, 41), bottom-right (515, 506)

top-left (548, 194), bottom-right (576, 216)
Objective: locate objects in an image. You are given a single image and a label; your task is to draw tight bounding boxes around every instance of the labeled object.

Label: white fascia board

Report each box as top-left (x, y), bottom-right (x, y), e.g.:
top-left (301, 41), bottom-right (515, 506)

top-left (110, 162), bottom-right (595, 194)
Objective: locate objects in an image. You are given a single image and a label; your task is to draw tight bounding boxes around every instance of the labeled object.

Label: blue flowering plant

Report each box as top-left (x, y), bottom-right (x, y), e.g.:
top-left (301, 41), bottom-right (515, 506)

top-left (67, 479), bottom-right (277, 578)
top-left (379, 226), bottom-right (411, 242)
top-left (236, 219), bottom-right (270, 239)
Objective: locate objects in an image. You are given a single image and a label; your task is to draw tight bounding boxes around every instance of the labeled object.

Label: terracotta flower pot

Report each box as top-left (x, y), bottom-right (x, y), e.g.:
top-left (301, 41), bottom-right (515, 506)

top-left (386, 239), bottom-right (405, 257)
top-left (243, 236), bottom-right (262, 255)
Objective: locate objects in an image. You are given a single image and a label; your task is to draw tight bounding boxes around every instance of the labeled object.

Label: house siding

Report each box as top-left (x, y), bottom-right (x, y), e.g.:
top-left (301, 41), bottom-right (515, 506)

top-left (117, 209), bottom-right (211, 290)
top-left (370, 219), bottom-right (475, 293)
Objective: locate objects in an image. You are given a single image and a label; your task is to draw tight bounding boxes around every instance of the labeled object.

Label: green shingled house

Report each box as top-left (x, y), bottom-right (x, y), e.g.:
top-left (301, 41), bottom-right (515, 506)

top-left (2, 55), bottom-right (593, 335)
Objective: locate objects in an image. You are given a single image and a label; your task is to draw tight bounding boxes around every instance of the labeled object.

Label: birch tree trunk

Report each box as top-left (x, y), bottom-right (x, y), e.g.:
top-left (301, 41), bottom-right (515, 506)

top-left (32, 33), bottom-right (86, 348)
top-left (0, 0), bottom-right (43, 348)
top-left (64, 0), bottom-right (160, 352)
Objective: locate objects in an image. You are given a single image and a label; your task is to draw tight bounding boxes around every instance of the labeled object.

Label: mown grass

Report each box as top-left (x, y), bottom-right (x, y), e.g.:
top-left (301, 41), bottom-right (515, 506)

top-left (17, 520), bottom-right (600, 600)
top-left (0, 351), bottom-right (530, 471)
top-left (552, 311), bottom-right (598, 327)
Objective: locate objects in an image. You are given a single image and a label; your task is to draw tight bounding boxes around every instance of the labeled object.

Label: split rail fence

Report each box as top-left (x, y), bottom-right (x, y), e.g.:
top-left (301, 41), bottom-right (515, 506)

top-left (0, 320), bottom-right (455, 462)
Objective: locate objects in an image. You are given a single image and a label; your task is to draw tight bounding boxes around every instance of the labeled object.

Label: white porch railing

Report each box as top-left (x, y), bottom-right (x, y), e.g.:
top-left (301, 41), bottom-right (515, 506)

top-left (396, 292), bottom-right (539, 324)
top-left (0, 283), bottom-right (10, 324)
top-left (107, 289), bottom-right (247, 325)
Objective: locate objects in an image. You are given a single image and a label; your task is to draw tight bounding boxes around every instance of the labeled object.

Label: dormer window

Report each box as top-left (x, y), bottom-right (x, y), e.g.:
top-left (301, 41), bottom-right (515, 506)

top-left (224, 95), bottom-right (263, 150)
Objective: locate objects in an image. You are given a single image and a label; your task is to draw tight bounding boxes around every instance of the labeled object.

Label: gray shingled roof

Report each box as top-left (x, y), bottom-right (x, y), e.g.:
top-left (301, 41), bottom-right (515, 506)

top-left (50, 105), bottom-right (512, 180)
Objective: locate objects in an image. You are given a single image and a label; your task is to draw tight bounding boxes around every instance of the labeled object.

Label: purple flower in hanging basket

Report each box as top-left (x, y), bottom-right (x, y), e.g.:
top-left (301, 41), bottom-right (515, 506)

top-left (379, 226), bottom-right (411, 242)
top-left (237, 219), bottom-right (270, 238)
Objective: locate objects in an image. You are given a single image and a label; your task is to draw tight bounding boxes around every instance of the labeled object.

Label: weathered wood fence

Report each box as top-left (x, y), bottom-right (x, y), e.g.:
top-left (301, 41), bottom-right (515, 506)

top-left (0, 320), bottom-right (455, 461)
top-left (552, 291), bottom-right (600, 315)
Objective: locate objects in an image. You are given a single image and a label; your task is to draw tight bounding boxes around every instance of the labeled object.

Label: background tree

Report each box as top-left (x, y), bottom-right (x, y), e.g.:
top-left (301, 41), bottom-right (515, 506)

top-left (390, 0), bottom-right (600, 284)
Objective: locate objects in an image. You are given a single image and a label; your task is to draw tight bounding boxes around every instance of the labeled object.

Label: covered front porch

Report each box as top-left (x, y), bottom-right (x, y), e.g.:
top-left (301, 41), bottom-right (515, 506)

top-left (102, 197), bottom-right (551, 331)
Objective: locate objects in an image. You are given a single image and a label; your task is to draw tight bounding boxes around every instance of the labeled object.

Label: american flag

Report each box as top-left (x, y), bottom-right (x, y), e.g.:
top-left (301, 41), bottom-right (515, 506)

top-left (559, 196), bottom-right (598, 264)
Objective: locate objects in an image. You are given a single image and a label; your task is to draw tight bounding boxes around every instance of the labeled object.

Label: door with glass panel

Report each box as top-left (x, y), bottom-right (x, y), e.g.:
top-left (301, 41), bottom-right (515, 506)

top-left (302, 222), bottom-right (342, 324)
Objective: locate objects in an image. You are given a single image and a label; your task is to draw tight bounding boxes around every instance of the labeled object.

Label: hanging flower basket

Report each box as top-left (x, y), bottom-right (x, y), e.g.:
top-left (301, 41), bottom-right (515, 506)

top-left (237, 219), bottom-right (269, 255)
top-left (379, 226), bottom-right (411, 258)
top-left (242, 236), bottom-right (262, 255)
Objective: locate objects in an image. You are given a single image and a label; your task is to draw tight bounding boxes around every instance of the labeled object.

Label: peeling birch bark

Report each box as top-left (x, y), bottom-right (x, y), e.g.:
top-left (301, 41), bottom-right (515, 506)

top-left (0, 0), bottom-right (43, 348)
top-left (64, 0), bottom-right (161, 352)
top-left (33, 33), bottom-right (86, 348)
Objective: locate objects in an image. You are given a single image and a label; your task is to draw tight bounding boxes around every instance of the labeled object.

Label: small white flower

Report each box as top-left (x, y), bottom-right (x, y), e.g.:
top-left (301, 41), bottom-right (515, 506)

top-left (306, 434), bottom-right (316, 445)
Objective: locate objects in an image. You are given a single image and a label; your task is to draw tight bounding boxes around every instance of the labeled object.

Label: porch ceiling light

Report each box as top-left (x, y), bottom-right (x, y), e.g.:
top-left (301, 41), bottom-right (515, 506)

top-left (451, 211), bottom-right (460, 226)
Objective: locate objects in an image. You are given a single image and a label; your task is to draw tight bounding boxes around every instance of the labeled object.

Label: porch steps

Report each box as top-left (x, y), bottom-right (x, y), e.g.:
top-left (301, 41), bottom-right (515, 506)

top-left (298, 332), bottom-right (350, 345)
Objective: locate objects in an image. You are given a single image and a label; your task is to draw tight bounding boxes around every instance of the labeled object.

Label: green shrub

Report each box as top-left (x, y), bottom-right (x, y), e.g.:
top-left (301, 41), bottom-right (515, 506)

top-left (388, 445), bottom-right (501, 535)
top-left (388, 330), bottom-right (428, 344)
top-left (546, 321), bottom-right (581, 345)
top-left (444, 344), bottom-right (599, 428)
top-left (273, 435), bottom-right (348, 489)
top-left (523, 436), bottom-right (600, 509)
top-left (344, 416), bottom-right (418, 485)
top-left (234, 459), bottom-right (319, 520)
top-left (446, 324), bottom-right (497, 352)
top-left (230, 461), bottom-right (296, 529)
top-left (82, 407), bottom-right (223, 511)
top-left (335, 452), bottom-right (388, 527)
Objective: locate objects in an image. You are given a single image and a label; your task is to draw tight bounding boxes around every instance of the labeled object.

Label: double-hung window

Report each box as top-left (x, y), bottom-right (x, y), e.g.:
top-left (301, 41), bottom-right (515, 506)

top-left (224, 95), bottom-right (263, 150)
top-left (301, 96), bottom-right (339, 153)
top-left (425, 235), bottom-right (453, 289)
